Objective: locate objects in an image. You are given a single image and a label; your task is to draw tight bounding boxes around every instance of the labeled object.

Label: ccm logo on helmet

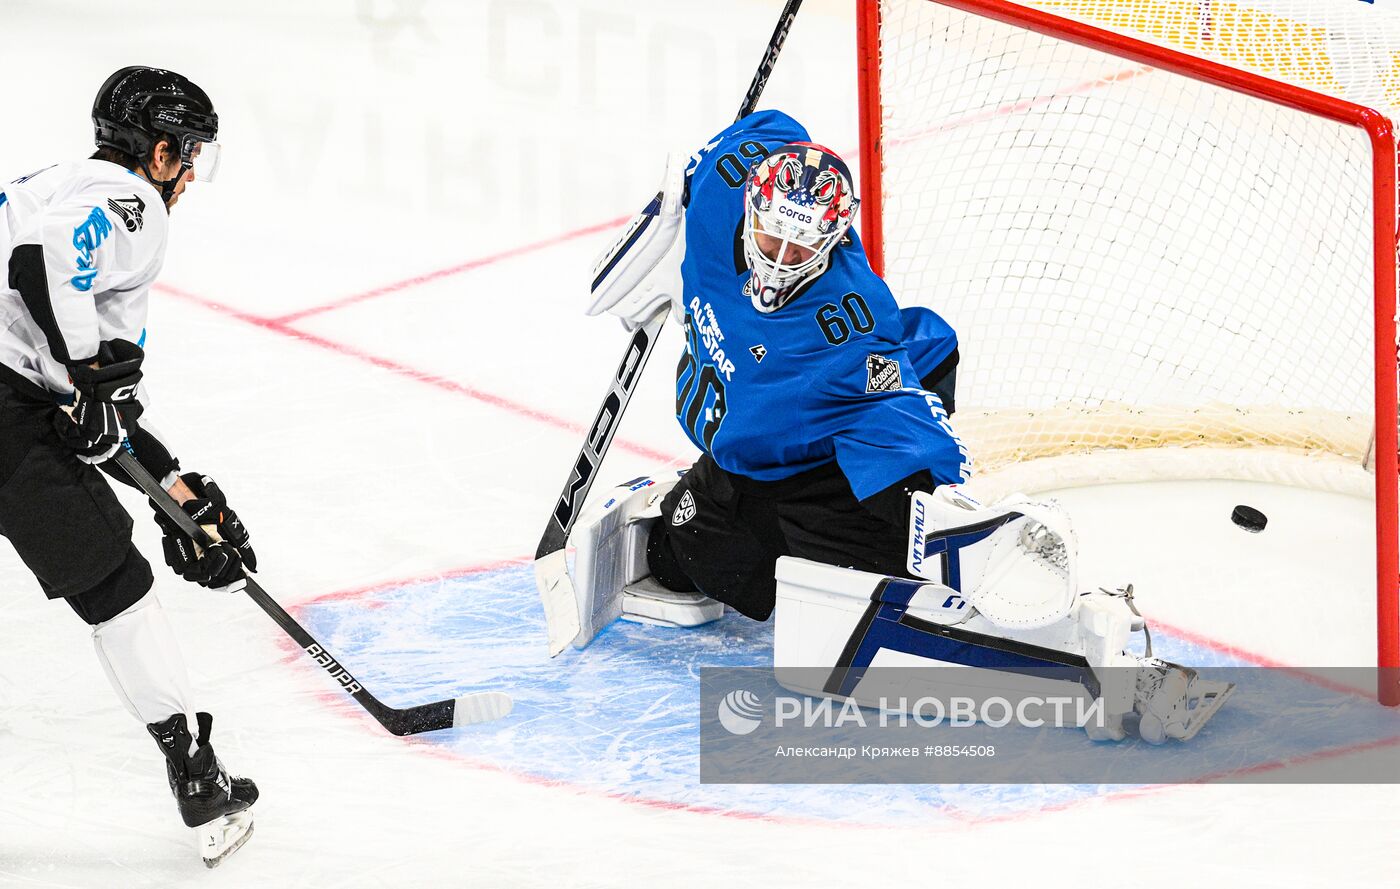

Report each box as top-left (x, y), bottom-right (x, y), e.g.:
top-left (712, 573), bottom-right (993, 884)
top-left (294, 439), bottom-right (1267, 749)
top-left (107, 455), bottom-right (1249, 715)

top-left (778, 205), bottom-right (812, 223)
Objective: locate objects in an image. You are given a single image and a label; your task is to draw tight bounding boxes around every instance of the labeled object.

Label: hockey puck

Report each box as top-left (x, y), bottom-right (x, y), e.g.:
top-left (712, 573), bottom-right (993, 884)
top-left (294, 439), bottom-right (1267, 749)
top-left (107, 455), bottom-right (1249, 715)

top-left (1231, 504), bottom-right (1267, 533)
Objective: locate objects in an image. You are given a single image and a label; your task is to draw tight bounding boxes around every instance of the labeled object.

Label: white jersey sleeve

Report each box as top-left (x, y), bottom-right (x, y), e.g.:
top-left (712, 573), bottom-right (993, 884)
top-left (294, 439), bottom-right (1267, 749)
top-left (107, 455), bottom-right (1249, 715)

top-left (0, 160), bottom-right (167, 393)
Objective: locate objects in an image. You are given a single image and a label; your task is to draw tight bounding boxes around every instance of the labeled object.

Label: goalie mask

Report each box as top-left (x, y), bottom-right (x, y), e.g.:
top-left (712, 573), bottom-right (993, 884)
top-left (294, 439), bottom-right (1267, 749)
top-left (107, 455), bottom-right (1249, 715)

top-left (742, 142), bottom-right (859, 313)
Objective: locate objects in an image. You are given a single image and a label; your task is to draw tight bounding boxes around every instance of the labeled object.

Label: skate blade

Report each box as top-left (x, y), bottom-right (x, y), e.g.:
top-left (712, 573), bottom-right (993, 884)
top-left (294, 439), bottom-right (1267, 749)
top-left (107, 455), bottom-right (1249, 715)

top-left (1168, 680), bottom-right (1235, 742)
top-left (199, 810), bottom-right (254, 869)
top-left (621, 579), bottom-right (724, 628)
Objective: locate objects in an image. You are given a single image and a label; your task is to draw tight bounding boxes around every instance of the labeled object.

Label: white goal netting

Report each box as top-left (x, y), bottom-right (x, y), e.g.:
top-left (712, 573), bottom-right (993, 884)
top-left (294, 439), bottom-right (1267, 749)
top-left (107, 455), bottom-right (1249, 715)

top-left (869, 0), bottom-right (1400, 495)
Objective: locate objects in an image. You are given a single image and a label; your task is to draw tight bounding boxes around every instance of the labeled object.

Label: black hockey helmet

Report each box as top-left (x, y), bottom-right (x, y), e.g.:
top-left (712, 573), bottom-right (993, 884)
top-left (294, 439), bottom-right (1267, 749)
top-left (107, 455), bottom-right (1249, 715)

top-left (92, 66), bottom-right (219, 203)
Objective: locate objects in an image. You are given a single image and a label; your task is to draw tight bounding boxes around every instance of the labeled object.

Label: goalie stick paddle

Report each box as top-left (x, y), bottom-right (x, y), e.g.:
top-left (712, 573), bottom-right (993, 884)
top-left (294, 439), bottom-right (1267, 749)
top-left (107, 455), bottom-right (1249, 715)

top-left (534, 0), bottom-right (805, 656)
top-left (535, 313), bottom-right (666, 655)
top-left (115, 450), bottom-right (513, 736)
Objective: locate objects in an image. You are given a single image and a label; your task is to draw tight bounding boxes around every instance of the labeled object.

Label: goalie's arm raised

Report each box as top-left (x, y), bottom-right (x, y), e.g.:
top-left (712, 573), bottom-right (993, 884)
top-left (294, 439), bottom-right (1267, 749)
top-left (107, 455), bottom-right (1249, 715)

top-left (586, 152), bottom-right (691, 330)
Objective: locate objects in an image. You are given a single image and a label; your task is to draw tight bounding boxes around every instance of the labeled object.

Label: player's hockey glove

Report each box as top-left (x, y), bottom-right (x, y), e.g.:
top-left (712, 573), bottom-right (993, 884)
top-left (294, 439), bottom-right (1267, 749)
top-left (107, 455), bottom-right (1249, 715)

top-left (58, 339), bottom-right (145, 464)
top-left (152, 473), bottom-right (257, 592)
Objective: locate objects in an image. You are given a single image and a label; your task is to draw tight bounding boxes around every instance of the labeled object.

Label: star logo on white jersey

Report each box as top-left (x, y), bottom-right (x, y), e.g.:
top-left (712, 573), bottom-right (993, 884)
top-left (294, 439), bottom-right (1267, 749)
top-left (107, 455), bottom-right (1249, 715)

top-left (749, 344), bottom-right (767, 364)
top-left (672, 490), bottom-right (696, 526)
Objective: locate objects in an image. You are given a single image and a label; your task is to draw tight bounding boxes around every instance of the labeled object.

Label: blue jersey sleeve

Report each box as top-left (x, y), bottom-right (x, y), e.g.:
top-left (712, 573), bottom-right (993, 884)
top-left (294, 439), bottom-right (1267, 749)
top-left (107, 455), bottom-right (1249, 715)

top-left (806, 344), bottom-right (969, 501)
top-left (899, 306), bottom-right (958, 383)
top-left (686, 110), bottom-right (811, 211)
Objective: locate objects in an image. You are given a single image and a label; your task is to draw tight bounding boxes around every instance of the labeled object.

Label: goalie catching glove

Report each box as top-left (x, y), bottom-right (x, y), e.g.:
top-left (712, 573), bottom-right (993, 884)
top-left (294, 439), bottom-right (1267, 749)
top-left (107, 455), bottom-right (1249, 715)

top-left (586, 151), bottom-right (690, 330)
top-left (153, 473), bottom-right (257, 592)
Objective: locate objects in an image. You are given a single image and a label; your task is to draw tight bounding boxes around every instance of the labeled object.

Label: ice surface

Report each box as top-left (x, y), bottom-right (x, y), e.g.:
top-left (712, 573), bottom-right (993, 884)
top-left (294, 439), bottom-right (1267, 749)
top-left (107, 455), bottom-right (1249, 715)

top-left (1, 2), bottom-right (1397, 887)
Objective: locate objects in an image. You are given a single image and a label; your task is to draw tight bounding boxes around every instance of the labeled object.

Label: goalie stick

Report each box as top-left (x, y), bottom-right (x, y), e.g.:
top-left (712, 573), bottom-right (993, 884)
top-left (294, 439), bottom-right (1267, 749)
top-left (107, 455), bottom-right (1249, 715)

top-left (535, 0), bottom-right (806, 656)
top-left (114, 449), bottom-right (512, 736)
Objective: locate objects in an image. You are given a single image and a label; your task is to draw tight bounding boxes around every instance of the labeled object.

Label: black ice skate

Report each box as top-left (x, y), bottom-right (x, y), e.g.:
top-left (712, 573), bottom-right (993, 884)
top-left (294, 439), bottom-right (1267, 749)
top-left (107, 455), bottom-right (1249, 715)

top-left (147, 711), bottom-right (259, 868)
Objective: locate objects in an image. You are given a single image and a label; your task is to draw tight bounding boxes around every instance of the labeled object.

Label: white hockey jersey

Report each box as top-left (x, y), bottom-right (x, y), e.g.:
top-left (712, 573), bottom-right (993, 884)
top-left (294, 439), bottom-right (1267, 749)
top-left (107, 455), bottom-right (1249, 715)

top-left (0, 159), bottom-right (167, 397)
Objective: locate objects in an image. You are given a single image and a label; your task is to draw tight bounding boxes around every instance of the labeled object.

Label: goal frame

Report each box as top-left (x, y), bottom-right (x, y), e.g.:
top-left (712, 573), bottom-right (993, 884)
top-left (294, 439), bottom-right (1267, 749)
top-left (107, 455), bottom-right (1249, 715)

top-left (855, 0), bottom-right (1400, 704)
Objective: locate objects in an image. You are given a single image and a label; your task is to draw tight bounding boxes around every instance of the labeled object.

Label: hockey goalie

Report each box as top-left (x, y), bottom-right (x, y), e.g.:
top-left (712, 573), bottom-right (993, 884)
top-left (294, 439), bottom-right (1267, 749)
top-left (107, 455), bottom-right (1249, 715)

top-left (561, 109), bottom-right (1233, 744)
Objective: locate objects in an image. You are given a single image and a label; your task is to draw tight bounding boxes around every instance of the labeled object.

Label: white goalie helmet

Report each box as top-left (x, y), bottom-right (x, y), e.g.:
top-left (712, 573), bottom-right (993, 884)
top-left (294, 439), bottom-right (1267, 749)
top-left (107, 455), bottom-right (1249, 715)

top-left (742, 142), bottom-right (860, 313)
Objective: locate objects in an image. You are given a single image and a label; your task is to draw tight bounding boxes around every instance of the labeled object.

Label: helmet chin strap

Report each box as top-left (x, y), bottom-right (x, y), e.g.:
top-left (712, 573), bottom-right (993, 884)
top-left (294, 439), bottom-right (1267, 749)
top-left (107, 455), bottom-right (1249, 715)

top-left (139, 160), bottom-right (191, 207)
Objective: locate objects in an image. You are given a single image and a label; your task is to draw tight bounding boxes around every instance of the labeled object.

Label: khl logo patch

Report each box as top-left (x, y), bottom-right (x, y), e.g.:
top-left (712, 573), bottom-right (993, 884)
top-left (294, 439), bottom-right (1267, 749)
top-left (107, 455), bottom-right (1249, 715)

top-left (866, 353), bottom-right (903, 393)
top-left (672, 489), bottom-right (696, 526)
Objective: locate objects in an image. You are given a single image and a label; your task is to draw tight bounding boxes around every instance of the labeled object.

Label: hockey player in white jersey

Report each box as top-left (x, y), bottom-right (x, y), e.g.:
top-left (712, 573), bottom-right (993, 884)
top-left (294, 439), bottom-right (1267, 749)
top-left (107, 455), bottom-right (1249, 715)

top-left (0, 67), bottom-right (256, 866)
top-left (575, 111), bottom-right (1234, 745)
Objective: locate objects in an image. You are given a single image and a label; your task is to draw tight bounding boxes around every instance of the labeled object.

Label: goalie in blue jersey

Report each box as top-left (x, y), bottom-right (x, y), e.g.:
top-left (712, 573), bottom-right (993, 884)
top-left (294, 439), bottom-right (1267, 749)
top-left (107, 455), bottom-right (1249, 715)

top-left (567, 110), bottom-right (1236, 745)
top-left (580, 109), bottom-right (967, 624)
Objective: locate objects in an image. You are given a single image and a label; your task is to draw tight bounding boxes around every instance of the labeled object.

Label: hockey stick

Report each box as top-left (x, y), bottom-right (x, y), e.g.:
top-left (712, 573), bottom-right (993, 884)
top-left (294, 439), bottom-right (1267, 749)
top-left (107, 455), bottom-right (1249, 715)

top-left (534, 0), bottom-right (805, 656)
top-left (114, 449), bottom-right (513, 736)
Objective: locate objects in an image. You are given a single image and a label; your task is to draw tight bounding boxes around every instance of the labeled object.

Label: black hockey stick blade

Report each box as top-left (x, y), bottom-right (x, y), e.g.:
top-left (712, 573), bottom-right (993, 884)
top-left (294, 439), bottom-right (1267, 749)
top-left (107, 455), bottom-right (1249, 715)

top-left (114, 450), bottom-right (512, 736)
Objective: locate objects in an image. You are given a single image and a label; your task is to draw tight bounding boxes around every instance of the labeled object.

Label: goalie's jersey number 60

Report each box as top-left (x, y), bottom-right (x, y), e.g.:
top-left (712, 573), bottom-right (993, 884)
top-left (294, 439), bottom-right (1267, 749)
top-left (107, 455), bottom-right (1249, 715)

top-left (675, 292), bottom-right (880, 451)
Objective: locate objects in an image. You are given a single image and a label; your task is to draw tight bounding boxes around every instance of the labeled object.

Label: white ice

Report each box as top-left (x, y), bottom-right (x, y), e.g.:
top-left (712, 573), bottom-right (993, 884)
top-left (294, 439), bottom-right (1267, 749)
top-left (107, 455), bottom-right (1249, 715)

top-left (1, 2), bottom-right (1397, 887)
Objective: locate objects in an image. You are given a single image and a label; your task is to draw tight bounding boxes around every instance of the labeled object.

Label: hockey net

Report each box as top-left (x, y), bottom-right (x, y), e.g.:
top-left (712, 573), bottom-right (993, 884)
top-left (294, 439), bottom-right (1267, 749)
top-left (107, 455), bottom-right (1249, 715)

top-left (857, 0), bottom-right (1399, 699)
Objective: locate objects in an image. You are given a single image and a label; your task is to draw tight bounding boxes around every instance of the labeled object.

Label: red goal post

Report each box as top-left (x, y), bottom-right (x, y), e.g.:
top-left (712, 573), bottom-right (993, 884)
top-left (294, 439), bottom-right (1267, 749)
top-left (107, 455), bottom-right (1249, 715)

top-left (856, 0), bottom-right (1400, 703)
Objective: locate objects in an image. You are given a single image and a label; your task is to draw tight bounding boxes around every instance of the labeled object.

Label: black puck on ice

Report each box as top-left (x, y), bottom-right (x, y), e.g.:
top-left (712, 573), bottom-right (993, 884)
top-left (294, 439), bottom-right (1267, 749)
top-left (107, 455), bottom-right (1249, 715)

top-left (1231, 504), bottom-right (1267, 533)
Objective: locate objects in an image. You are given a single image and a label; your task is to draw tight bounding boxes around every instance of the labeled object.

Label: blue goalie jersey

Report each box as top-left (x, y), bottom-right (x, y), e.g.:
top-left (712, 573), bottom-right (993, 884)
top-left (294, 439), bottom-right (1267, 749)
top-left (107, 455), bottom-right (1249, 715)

top-left (674, 109), bottom-right (968, 501)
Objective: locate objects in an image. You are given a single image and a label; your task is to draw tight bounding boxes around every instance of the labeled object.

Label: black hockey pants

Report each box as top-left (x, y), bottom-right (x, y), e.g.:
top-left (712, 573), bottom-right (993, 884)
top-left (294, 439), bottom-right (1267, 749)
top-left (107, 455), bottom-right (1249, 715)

top-left (645, 455), bottom-right (911, 621)
top-left (0, 374), bottom-right (152, 624)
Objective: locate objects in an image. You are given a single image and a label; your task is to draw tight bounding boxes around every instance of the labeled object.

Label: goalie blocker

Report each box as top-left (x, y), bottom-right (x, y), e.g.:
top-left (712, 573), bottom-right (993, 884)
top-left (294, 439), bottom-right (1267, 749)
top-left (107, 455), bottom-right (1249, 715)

top-left (773, 487), bottom-right (1234, 744)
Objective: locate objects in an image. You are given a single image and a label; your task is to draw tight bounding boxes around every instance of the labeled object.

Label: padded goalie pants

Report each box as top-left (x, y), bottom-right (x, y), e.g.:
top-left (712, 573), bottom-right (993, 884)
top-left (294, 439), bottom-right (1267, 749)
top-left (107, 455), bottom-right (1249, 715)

top-left (646, 454), bottom-right (911, 621)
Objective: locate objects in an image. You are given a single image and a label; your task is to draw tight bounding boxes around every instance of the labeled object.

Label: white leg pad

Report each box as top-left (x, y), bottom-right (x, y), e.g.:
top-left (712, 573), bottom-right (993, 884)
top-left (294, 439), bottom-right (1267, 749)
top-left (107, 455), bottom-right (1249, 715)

top-left (774, 558), bottom-right (1090, 722)
top-left (91, 592), bottom-right (196, 730)
top-left (568, 474), bottom-right (681, 649)
top-left (774, 558), bottom-right (1233, 743)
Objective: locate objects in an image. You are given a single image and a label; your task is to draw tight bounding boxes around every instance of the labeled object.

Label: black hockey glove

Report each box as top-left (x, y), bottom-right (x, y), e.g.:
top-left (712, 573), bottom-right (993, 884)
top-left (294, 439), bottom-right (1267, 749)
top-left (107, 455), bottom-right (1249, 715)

top-left (58, 339), bottom-right (145, 464)
top-left (153, 473), bottom-right (257, 592)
